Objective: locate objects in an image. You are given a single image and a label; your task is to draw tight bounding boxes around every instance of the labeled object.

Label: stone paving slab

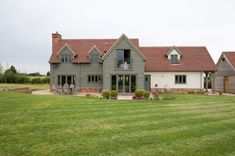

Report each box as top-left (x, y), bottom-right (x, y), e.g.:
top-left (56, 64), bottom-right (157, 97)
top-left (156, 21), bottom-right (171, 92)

top-left (117, 95), bottom-right (133, 100)
top-left (32, 89), bottom-right (53, 95)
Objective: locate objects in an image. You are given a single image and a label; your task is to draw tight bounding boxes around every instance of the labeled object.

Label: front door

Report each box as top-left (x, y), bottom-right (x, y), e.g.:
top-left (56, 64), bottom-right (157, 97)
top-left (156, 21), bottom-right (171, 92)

top-left (144, 75), bottom-right (151, 91)
top-left (224, 76), bottom-right (229, 93)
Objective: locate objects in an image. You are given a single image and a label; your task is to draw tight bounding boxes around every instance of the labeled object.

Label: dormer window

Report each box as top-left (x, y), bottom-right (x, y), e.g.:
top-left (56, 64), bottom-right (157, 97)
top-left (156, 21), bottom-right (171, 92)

top-left (61, 54), bottom-right (72, 63)
top-left (170, 54), bottom-right (179, 64)
top-left (57, 44), bottom-right (75, 63)
top-left (91, 53), bottom-right (100, 64)
top-left (166, 47), bottom-right (182, 64)
top-left (87, 46), bottom-right (102, 64)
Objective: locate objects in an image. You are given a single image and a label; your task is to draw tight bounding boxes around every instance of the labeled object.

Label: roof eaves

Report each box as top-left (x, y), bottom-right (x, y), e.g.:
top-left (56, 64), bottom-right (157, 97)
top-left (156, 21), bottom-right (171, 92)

top-left (223, 52), bottom-right (235, 71)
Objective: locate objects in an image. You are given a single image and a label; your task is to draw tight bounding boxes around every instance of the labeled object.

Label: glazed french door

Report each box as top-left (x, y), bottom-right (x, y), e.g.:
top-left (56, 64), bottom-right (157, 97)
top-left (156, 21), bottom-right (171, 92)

top-left (111, 75), bottom-right (136, 93)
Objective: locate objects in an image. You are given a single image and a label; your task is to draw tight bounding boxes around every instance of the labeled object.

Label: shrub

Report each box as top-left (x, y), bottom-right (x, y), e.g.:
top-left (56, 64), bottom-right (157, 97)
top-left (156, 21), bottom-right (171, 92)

top-left (197, 90), bottom-right (205, 94)
top-left (134, 89), bottom-right (145, 98)
top-left (110, 90), bottom-right (118, 97)
top-left (188, 90), bottom-right (195, 94)
top-left (143, 91), bottom-right (150, 99)
top-left (163, 94), bottom-right (177, 100)
top-left (102, 90), bottom-right (110, 99)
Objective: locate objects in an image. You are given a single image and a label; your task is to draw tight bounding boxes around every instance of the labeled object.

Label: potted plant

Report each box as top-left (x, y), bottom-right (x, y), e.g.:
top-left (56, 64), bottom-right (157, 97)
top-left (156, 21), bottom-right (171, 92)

top-left (134, 89), bottom-right (145, 99)
top-left (110, 90), bottom-right (118, 99)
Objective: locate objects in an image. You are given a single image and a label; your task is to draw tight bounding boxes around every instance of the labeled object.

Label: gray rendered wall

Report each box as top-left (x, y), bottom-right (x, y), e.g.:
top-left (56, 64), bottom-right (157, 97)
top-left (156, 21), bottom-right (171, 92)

top-left (102, 37), bottom-right (145, 90)
top-left (50, 46), bottom-right (103, 88)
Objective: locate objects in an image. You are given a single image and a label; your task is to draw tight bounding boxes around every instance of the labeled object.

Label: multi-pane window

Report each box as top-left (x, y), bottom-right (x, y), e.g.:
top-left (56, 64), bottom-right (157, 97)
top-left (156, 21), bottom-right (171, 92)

top-left (175, 75), bottom-right (186, 84)
top-left (170, 54), bottom-right (179, 64)
top-left (88, 75), bottom-right (102, 83)
top-left (117, 49), bottom-right (131, 69)
top-left (58, 75), bottom-right (75, 86)
top-left (61, 54), bottom-right (72, 63)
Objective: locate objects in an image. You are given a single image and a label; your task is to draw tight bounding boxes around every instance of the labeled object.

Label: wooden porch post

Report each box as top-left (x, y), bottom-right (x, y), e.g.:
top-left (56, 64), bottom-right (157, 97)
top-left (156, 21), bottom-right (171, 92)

top-left (211, 72), bottom-right (215, 93)
top-left (205, 72), bottom-right (209, 93)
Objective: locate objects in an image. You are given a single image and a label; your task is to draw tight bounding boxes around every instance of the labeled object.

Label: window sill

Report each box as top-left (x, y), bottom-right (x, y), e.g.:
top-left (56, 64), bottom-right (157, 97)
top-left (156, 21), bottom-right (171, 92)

top-left (115, 68), bottom-right (132, 71)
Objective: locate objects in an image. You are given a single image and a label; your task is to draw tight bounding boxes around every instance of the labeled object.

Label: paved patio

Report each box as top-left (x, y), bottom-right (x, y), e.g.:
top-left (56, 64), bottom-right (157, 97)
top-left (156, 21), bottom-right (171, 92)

top-left (32, 90), bottom-right (235, 98)
top-left (32, 89), bottom-right (53, 95)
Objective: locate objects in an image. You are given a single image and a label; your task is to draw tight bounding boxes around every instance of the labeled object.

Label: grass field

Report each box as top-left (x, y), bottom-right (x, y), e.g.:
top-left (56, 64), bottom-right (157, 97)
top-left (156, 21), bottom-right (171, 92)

top-left (0, 92), bottom-right (235, 156)
top-left (0, 83), bottom-right (49, 90)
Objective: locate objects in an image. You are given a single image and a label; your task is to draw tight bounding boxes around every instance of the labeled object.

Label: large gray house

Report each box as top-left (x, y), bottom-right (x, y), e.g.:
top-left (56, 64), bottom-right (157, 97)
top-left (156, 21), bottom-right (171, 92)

top-left (214, 52), bottom-right (235, 93)
top-left (49, 32), bottom-right (215, 93)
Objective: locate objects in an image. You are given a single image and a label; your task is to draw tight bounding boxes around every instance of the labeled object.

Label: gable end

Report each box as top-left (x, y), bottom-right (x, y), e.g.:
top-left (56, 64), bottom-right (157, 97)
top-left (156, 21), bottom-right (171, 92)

top-left (101, 34), bottom-right (146, 61)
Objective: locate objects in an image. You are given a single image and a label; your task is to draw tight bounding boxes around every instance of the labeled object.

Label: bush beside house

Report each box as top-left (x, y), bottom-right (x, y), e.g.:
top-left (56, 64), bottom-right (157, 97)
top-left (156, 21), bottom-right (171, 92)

top-left (102, 91), bottom-right (110, 99)
top-left (110, 90), bottom-right (118, 99)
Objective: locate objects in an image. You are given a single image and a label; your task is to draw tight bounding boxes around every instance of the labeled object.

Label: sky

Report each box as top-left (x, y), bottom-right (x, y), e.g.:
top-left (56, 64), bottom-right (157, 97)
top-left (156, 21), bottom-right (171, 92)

top-left (0, 0), bottom-right (235, 74)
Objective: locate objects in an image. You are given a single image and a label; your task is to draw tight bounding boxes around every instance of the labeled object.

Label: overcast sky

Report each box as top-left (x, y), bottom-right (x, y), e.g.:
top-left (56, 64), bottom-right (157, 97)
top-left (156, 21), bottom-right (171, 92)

top-left (0, 0), bottom-right (235, 74)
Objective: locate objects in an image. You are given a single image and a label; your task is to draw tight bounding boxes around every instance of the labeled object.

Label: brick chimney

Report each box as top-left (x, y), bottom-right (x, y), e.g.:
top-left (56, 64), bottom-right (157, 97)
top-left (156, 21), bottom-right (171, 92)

top-left (52, 31), bottom-right (62, 45)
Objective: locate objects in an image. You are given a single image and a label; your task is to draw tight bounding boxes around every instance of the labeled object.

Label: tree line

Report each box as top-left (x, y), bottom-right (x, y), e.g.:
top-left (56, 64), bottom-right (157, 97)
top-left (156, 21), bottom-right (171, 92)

top-left (0, 65), bottom-right (50, 84)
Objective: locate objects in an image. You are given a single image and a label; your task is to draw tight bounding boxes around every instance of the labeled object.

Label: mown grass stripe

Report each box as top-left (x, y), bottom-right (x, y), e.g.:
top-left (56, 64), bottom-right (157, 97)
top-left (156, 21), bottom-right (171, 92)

top-left (2, 110), bottom-right (233, 136)
top-left (0, 92), bottom-right (235, 155)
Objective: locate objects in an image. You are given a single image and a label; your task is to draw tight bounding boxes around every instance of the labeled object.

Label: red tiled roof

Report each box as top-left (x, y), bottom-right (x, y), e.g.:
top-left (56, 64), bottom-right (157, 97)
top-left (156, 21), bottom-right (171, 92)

top-left (49, 36), bottom-right (215, 72)
top-left (223, 52), bottom-right (235, 69)
top-left (140, 46), bottom-right (215, 72)
top-left (49, 39), bottom-right (139, 63)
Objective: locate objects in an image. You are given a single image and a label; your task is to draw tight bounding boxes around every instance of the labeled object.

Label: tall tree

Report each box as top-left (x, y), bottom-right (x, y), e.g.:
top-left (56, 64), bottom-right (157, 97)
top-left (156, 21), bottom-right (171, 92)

top-left (46, 71), bottom-right (50, 76)
top-left (10, 65), bottom-right (17, 74)
top-left (0, 62), bottom-right (3, 73)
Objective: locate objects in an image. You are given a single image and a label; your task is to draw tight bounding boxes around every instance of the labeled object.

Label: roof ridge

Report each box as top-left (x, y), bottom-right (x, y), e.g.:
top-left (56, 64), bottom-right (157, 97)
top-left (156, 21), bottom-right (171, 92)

top-left (140, 46), bottom-right (207, 48)
top-left (62, 38), bottom-right (139, 41)
top-left (223, 51), bottom-right (235, 53)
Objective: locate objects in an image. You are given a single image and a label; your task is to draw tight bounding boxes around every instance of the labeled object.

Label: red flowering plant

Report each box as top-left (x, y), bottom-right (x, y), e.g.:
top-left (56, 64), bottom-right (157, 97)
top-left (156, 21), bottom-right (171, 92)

top-left (132, 96), bottom-right (137, 100)
top-left (151, 89), bottom-right (159, 100)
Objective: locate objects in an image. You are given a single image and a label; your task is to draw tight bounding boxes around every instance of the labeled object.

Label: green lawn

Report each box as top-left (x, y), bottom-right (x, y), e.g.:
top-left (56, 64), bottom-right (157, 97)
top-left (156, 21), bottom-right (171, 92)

top-left (0, 92), bottom-right (235, 156)
top-left (0, 83), bottom-right (49, 90)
